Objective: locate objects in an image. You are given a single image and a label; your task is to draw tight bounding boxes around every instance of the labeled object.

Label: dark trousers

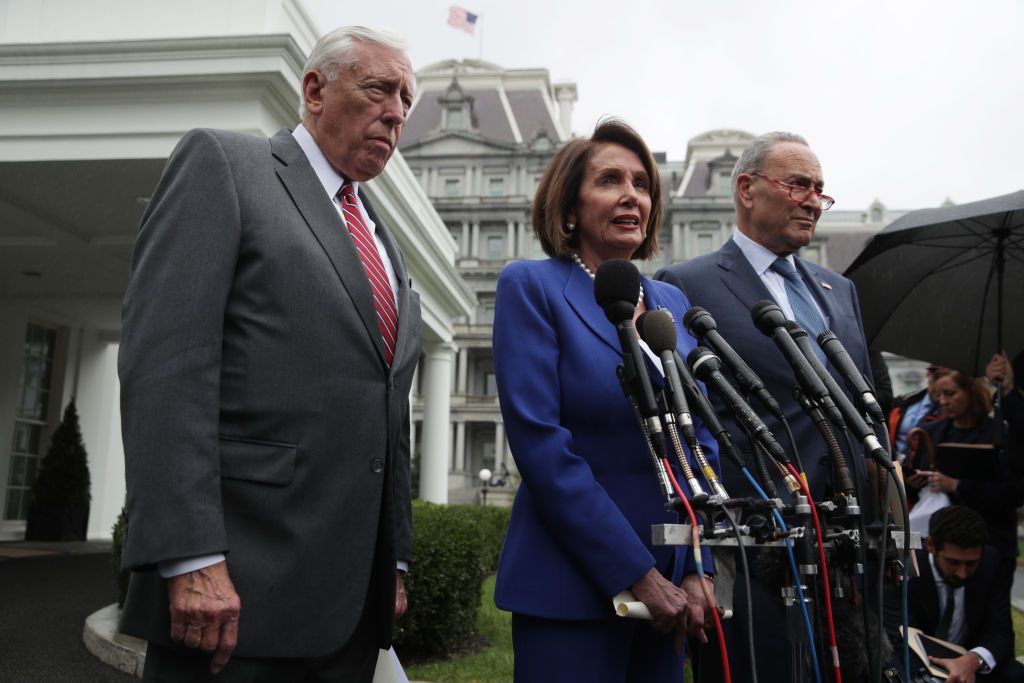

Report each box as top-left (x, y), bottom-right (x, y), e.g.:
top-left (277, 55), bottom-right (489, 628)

top-left (511, 612), bottom-right (685, 683)
top-left (142, 611), bottom-right (378, 683)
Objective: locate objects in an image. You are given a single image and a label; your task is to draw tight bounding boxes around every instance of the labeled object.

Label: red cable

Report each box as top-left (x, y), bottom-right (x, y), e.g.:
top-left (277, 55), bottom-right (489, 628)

top-left (662, 459), bottom-right (732, 683)
top-left (786, 462), bottom-right (842, 683)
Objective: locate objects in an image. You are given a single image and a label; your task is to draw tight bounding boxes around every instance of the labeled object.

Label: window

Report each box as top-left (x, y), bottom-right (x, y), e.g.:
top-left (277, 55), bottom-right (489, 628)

top-left (871, 207), bottom-right (882, 223)
top-left (447, 109), bottom-right (464, 130)
top-left (717, 171), bottom-right (732, 196)
top-left (489, 177), bottom-right (504, 196)
top-left (695, 233), bottom-right (716, 256)
top-left (483, 371), bottom-right (498, 396)
top-left (5, 323), bottom-right (60, 520)
top-left (802, 244), bottom-right (824, 265)
top-left (486, 235), bottom-right (505, 260)
top-left (480, 300), bottom-right (496, 325)
top-left (445, 178), bottom-right (460, 198)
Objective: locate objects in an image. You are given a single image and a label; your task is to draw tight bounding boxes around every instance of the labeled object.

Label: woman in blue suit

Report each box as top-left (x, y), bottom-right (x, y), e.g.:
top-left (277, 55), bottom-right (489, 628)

top-left (493, 119), bottom-right (721, 682)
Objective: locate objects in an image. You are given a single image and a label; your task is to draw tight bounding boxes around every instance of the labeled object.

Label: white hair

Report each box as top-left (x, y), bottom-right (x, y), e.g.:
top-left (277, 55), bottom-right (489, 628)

top-left (731, 131), bottom-right (810, 206)
top-left (298, 25), bottom-right (409, 120)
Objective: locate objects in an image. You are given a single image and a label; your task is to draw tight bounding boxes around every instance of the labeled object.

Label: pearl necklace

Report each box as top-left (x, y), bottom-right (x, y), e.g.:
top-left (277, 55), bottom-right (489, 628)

top-left (571, 252), bottom-right (644, 307)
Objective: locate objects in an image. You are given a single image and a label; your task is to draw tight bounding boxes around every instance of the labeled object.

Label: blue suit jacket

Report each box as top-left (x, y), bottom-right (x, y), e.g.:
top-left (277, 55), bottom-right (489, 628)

top-left (656, 238), bottom-right (873, 500)
top-left (492, 258), bottom-right (719, 619)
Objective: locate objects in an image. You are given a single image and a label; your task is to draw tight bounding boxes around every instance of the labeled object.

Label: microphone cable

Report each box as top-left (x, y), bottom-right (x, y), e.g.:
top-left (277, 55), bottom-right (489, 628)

top-left (720, 502), bottom-right (757, 683)
top-left (786, 462), bottom-right (843, 683)
top-left (662, 461), bottom-right (732, 683)
top-left (741, 467), bottom-right (822, 683)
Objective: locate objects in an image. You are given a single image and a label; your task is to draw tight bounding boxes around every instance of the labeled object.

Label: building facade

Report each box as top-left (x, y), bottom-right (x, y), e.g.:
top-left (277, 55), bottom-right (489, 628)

top-left (400, 66), bottom-right (926, 505)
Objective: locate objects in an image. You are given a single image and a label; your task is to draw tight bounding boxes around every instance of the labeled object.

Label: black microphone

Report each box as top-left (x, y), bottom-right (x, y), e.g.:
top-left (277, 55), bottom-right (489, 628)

top-left (594, 259), bottom-right (674, 497)
top-left (684, 306), bottom-right (785, 422)
top-left (816, 330), bottom-right (886, 426)
top-left (750, 301), bottom-right (843, 427)
top-left (638, 310), bottom-right (727, 499)
top-left (671, 350), bottom-right (748, 474)
top-left (687, 346), bottom-right (790, 468)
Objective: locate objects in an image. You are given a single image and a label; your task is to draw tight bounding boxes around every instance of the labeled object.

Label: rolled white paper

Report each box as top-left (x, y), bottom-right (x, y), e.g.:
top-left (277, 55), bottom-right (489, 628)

top-left (613, 591), bottom-right (652, 620)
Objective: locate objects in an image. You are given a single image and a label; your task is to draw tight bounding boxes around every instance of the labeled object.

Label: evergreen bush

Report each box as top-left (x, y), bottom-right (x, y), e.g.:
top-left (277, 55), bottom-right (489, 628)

top-left (25, 400), bottom-right (91, 540)
top-left (394, 501), bottom-right (512, 660)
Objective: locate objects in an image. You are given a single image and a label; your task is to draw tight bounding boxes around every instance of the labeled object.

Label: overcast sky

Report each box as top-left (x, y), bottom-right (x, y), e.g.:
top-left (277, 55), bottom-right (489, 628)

top-left (304, 0), bottom-right (1021, 212)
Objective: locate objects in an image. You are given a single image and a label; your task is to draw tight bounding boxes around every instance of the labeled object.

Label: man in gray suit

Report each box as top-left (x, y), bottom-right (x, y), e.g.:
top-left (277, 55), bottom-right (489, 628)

top-left (656, 132), bottom-right (877, 682)
top-left (118, 26), bottom-right (420, 681)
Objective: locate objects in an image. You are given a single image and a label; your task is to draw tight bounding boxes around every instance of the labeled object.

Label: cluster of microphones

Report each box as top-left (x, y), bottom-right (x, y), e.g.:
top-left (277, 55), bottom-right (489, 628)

top-left (594, 258), bottom-right (895, 505)
top-left (594, 257), bottom-right (913, 683)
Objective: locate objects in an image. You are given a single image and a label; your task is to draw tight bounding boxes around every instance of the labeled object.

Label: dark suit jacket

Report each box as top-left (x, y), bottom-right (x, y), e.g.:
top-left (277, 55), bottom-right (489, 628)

top-left (903, 547), bottom-right (1015, 670)
top-left (492, 258), bottom-right (719, 619)
top-left (117, 128), bottom-right (420, 658)
top-left (656, 237), bottom-right (874, 500)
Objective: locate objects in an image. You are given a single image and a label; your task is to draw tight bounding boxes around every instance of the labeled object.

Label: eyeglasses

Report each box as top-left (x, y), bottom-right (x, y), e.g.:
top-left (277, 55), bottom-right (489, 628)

top-left (750, 172), bottom-right (835, 211)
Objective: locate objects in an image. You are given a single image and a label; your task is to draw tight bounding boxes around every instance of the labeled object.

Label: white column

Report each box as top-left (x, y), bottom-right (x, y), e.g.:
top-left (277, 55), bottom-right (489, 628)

top-left (518, 165), bottom-right (527, 195)
top-left (454, 421), bottom-right (466, 472)
top-left (464, 166), bottom-right (473, 195)
top-left (460, 222), bottom-right (469, 257)
top-left (506, 220), bottom-right (516, 258)
top-left (671, 222), bottom-right (683, 261)
top-left (419, 341), bottom-right (455, 503)
top-left (470, 221), bottom-right (480, 259)
top-left (457, 348), bottom-right (469, 394)
top-left (494, 422), bottom-right (506, 470)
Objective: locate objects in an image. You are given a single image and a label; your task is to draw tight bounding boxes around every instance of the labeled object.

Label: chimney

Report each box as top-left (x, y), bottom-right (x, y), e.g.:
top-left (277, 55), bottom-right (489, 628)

top-left (553, 82), bottom-right (577, 140)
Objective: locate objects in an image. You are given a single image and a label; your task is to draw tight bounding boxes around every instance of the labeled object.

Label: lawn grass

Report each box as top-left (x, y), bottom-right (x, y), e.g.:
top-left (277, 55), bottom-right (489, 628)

top-left (1015, 607), bottom-right (1024, 657)
top-left (403, 574), bottom-right (513, 683)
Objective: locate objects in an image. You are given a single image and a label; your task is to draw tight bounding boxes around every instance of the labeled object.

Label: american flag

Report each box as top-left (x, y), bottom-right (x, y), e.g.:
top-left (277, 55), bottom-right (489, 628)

top-left (447, 6), bottom-right (478, 34)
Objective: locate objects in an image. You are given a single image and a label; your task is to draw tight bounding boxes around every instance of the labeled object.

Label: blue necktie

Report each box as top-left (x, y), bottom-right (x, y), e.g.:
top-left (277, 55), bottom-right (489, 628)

top-left (770, 257), bottom-right (827, 362)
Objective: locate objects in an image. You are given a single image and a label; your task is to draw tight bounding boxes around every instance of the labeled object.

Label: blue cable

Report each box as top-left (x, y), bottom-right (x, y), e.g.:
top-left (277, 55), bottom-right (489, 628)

top-left (742, 467), bottom-right (823, 683)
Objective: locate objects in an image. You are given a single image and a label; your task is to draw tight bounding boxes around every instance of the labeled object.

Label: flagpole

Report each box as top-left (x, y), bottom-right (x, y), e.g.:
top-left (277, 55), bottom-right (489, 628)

top-left (477, 14), bottom-right (483, 60)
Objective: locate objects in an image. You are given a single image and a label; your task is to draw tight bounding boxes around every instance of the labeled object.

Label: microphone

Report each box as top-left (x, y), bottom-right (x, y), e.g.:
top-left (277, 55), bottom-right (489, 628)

top-left (684, 306), bottom-right (785, 422)
top-left (671, 349), bottom-right (748, 474)
top-left (750, 301), bottom-right (843, 427)
top-left (785, 321), bottom-right (857, 494)
top-left (816, 330), bottom-right (886, 426)
top-left (687, 347), bottom-right (789, 468)
top-left (594, 259), bottom-right (674, 497)
top-left (638, 310), bottom-right (727, 499)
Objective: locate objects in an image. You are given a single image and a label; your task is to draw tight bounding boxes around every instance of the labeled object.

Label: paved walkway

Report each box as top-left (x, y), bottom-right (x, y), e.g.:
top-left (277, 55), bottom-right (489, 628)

top-left (0, 542), bottom-right (135, 682)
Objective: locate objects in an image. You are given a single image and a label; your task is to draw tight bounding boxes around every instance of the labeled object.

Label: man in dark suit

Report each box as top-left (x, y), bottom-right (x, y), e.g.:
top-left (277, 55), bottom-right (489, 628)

top-left (656, 132), bottom-right (878, 681)
top-left (117, 26), bottom-right (420, 681)
top-left (902, 505), bottom-right (1024, 683)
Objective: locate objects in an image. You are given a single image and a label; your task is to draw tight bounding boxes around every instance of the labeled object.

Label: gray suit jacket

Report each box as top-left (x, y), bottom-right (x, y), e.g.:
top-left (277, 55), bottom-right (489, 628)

top-left (656, 237), bottom-right (873, 500)
top-left (117, 128), bottom-right (420, 658)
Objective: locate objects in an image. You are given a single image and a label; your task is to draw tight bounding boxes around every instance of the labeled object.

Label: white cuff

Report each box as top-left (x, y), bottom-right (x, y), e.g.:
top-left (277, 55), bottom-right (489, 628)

top-left (396, 560), bottom-right (409, 573)
top-left (971, 646), bottom-right (995, 674)
top-left (158, 553), bottom-right (226, 578)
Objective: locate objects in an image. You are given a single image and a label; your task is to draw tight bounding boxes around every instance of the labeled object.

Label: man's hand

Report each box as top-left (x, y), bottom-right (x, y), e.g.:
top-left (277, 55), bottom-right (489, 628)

top-left (395, 572), bottom-right (408, 619)
top-left (929, 652), bottom-right (980, 683)
top-left (986, 351), bottom-right (1014, 396)
top-left (167, 560), bottom-right (241, 674)
top-left (630, 567), bottom-right (703, 654)
top-left (929, 470), bottom-right (959, 494)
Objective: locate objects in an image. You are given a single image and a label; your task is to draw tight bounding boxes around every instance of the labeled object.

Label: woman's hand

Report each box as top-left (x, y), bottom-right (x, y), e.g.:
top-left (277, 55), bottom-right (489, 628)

top-left (905, 469), bottom-right (928, 490)
top-left (929, 470), bottom-right (959, 494)
top-left (630, 567), bottom-right (708, 653)
top-left (986, 351), bottom-right (1014, 396)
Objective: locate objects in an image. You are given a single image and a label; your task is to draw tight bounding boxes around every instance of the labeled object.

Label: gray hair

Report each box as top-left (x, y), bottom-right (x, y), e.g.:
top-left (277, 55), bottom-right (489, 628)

top-left (298, 25), bottom-right (409, 120)
top-left (730, 131), bottom-right (810, 205)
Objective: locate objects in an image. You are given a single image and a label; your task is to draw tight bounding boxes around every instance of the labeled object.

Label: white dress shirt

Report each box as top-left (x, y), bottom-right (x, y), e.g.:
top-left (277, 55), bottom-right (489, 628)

top-left (928, 554), bottom-right (995, 673)
top-left (731, 230), bottom-right (830, 327)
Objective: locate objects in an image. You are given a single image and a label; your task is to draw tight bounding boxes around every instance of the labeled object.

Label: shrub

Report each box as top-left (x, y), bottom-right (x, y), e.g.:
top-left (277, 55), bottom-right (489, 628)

top-left (395, 501), bottom-right (512, 660)
top-left (111, 506), bottom-right (129, 608)
top-left (25, 401), bottom-right (91, 541)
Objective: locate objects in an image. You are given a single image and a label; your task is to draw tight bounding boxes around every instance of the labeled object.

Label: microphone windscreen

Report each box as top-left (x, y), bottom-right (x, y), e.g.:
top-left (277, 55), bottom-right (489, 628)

top-left (638, 309), bottom-right (677, 354)
top-left (682, 306), bottom-right (715, 337)
top-left (751, 299), bottom-right (786, 334)
top-left (594, 259), bottom-right (640, 323)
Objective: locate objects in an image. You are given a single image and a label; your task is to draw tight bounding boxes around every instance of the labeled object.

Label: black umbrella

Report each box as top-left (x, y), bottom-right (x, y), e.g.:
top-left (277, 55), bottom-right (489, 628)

top-left (845, 189), bottom-right (1024, 376)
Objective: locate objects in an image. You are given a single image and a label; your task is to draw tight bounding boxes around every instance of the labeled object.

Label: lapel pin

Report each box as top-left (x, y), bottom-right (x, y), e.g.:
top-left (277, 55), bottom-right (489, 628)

top-left (820, 281), bottom-right (833, 290)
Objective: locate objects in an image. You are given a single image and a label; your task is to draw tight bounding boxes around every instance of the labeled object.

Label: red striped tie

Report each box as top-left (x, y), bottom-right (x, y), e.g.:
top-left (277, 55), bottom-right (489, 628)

top-left (339, 182), bottom-right (398, 365)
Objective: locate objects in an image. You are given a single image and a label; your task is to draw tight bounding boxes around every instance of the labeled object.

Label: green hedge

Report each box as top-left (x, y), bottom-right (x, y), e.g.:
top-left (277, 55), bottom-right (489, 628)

top-left (394, 501), bottom-right (511, 660)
